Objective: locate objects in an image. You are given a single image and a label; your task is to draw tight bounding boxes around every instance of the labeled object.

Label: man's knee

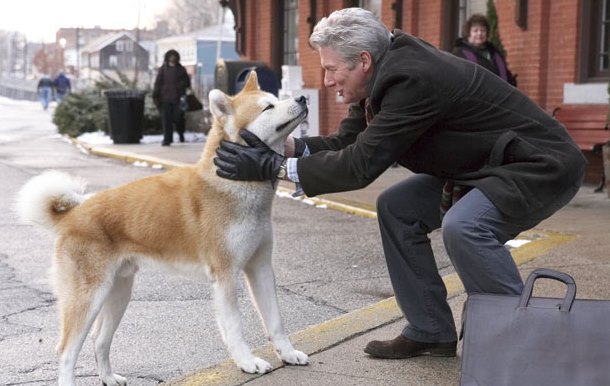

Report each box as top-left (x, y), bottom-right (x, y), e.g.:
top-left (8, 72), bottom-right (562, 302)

top-left (441, 214), bottom-right (476, 250)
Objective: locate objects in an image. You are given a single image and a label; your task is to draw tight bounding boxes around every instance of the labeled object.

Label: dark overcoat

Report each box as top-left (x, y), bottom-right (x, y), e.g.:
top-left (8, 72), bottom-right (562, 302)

top-left (298, 30), bottom-right (586, 218)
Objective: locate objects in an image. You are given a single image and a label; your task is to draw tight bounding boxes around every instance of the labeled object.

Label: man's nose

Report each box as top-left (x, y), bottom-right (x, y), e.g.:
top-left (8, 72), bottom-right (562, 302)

top-left (324, 72), bottom-right (335, 88)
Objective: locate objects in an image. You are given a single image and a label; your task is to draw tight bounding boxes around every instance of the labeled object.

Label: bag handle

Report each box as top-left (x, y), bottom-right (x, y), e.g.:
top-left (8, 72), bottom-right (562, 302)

top-left (518, 268), bottom-right (576, 312)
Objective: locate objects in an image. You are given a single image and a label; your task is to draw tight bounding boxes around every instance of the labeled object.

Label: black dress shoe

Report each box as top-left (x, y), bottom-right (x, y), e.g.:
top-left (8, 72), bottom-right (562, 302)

top-left (161, 142), bottom-right (171, 147)
top-left (364, 335), bottom-right (456, 359)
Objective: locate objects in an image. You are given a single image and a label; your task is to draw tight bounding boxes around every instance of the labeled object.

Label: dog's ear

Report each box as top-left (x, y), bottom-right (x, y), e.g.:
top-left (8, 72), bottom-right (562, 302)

top-left (208, 89), bottom-right (232, 118)
top-left (242, 70), bottom-right (259, 92)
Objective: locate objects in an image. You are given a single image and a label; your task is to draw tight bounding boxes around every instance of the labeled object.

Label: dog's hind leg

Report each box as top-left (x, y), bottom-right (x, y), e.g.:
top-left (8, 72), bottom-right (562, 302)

top-left (91, 261), bottom-right (136, 386)
top-left (212, 271), bottom-right (273, 374)
top-left (243, 242), bottom-right (309, 366)
top-left (54, 258), bottom-right (115, 386)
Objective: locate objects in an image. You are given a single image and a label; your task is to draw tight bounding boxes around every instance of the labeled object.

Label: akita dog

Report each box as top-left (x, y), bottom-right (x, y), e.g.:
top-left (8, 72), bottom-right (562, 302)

top-left (15, 71), bottom-right (309, 386)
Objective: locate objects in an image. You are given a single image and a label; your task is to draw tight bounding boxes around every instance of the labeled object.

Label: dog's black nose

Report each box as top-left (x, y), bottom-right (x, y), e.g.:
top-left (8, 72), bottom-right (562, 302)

top-left (296, 95), bottom-right (307, 105)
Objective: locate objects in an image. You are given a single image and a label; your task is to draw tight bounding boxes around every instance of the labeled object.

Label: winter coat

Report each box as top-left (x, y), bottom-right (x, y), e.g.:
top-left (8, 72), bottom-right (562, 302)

top-left (53, 73), bottom-right (71, 94)
top-left (453, 38), bottom-right (517, 86)
top-left (297, 30), bottom-right (586, 218)
top-left (37, 77), bottom-right (53, 90)
top-left (152, 49), bottom-right (191, 106)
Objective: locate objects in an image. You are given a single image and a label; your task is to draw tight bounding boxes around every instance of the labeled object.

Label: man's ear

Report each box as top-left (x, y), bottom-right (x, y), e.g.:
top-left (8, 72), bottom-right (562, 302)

top-left (360, 51), bottom-right (373, 72)
top-left (208, 89), bottom-right (232, 118)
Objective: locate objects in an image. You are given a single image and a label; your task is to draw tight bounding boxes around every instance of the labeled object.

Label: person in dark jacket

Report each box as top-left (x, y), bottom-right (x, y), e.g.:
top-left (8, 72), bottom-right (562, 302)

top-left (53, 72), bottom-right (71, 102)
top-left (214, 8), bottom-right (586, 360)
top-left (453, 13), bottom-right (517, 86)
top-left (37, 76), bottom-right (54, 110)
top-left (152, 49), bottom-right (191, 146)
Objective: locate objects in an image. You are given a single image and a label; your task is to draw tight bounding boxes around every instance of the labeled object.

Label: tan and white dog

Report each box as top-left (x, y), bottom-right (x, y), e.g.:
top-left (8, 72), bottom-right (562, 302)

top-left (15, 71), bottom-right (309, 386)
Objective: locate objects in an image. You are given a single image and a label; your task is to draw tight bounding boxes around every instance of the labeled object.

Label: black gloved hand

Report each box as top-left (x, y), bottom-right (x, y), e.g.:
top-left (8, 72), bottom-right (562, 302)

top-left (214, 129), bottom-right (286, 182)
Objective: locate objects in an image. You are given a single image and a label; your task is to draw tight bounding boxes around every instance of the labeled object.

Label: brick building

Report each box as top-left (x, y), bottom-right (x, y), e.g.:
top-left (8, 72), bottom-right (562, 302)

top-left (223, 0), bottom-right (609, 182)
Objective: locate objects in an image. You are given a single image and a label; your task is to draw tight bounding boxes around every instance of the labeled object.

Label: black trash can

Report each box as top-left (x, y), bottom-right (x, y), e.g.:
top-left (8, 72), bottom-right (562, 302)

top-left (105, 89), bottom-right (146, 144)
top-left (235, 65), bottom-right (280, 96)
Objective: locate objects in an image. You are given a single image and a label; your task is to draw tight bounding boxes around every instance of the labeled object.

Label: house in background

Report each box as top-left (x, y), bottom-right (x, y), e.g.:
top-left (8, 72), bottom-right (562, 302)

top-left (155, 19), bottom-right (239, 98)
top-left (79, 32), bottom-right (150, 86)
top-left (221, 0), bottom-right (610, 184)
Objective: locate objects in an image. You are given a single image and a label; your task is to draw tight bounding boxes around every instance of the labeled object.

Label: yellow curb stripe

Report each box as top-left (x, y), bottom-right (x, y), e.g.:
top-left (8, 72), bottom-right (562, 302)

top-left (169, 228), bottom-right (575, 386)
top-left (68, 136), bottom-right (188, 170)
top-left (277, 186), bottom-right (378, 219)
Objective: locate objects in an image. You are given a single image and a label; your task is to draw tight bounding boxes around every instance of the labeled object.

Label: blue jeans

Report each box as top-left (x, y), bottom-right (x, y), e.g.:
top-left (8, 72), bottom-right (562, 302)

top-left (39, 87), bottom-right (52, 110)
top-left (376, 173), bottom-right (582, 343)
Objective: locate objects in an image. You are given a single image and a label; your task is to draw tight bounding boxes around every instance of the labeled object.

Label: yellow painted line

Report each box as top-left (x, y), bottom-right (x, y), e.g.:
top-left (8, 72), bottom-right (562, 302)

top-left (277, 186), bottom-right (378, 219)
top-left (169, 228), bottom-right (575, 386)
top-left (68, 136), bottom-right (188, 170)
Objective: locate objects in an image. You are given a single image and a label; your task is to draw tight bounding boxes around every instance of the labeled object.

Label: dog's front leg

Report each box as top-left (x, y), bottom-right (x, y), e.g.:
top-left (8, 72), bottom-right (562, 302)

top-left (212, 274), bottom-right (272, 374)
top-left (243, 246), bottom-right (309, 367)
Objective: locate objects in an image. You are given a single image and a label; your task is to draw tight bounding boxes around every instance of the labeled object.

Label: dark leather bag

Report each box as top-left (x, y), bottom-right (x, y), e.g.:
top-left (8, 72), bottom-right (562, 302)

top-left (180, 93), bottom-right (203, 112)
top-left (460, 268), bottom-right (610, 386)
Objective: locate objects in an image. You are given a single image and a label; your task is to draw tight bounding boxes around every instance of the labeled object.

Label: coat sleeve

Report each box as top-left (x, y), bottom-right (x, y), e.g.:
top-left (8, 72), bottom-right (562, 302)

top-left (152, 67), bottom-right (163, 101)
top-left (297, 74), bottom-right (444, 197)
top-left (302, 103), bottom-right (366, 153)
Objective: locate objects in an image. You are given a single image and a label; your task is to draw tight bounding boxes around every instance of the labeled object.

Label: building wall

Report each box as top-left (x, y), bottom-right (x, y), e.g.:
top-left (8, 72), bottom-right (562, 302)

top-left (238, 0), bottom-right (595, 136)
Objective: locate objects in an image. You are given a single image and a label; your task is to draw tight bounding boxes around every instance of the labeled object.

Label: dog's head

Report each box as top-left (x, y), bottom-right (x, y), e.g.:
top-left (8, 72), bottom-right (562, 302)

top-left (208, 71), bottom-right (308, 154)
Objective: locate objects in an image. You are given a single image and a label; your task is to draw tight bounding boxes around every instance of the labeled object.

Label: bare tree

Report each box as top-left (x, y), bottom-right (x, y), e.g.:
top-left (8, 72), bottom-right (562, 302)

top-left (159, 0), bottom-right (221, 35)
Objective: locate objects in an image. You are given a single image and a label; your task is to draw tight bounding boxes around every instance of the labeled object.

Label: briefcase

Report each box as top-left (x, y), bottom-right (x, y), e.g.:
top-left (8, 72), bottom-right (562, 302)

top-left (460, 268), bottom-right (610, 386)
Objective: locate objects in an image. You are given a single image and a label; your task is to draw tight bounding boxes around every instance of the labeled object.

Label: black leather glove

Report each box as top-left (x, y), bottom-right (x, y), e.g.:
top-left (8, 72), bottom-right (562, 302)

top-left (214, 129), bottom-right (286, 182)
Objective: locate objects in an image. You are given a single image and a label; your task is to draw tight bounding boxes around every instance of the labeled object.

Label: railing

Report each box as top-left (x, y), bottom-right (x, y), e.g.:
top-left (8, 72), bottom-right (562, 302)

top-left (0, 77), bottom-right (38, 101)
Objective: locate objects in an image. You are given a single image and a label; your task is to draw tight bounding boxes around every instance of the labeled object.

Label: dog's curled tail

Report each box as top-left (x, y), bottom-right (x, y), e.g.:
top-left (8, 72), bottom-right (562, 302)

top-left (15, 170), bottom-right (87, 230)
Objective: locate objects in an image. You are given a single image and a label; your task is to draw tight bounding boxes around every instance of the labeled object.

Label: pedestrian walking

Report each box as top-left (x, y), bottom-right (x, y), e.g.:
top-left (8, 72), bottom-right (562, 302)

top-left (53, 72), bottom-right (71, 103)
top-left (152, 49), bottom-right (191, 146)
top-left (37, 76), bottom-right (54, 110)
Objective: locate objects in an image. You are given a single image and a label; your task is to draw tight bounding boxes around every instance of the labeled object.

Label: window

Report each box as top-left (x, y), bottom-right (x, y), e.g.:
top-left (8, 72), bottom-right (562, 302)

top-left (582, 0), bottom-right (610, 81)
top-left (116, 40), bottom-right (124, 52)
top-left (283, 0), bottom-right (299, 65)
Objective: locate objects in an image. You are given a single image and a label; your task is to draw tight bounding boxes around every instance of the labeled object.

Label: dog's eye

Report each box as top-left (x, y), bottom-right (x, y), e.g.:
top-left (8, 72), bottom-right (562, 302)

top-left (263, 104), bottom-right (274, 112)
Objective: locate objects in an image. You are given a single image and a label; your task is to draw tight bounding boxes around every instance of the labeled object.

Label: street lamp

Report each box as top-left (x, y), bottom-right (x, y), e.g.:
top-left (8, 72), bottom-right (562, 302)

top-left (59, 38), bottom-right (67, 73)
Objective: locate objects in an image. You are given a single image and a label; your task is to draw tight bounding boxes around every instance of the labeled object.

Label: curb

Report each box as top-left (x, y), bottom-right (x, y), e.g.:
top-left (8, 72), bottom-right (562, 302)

top-left (168, 229), bottom-right (576, 386)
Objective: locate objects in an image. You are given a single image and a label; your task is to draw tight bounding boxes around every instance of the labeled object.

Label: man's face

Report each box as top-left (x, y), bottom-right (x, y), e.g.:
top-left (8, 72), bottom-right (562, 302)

top-left (319, 46), bottom-right (370, 104)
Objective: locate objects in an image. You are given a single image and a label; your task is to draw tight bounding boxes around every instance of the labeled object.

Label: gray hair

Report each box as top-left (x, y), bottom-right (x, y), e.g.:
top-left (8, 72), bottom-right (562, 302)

top-left (309, 8), bottom-right (391, 69)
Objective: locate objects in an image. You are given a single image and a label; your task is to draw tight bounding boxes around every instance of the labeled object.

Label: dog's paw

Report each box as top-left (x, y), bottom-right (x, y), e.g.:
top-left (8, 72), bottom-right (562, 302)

top-left (99, 373), bottom-right (127, 386)
top-left (238, 357), bottom-right (273, 374)
top-left (281, 349), bottom-right (309, 366)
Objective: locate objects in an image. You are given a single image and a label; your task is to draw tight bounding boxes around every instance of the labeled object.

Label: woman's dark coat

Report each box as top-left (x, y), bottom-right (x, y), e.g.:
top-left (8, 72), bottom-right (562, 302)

top-left (152, 49), bottom-right (191, 106)
top-left (297, 30), bottom-right (585, 218)
top-left (453, 38), bottom-right (517, 86)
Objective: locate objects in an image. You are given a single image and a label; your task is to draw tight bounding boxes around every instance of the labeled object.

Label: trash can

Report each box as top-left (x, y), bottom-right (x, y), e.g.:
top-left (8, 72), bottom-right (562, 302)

top-left (235, 65), bottom-right (280, 96)
top-left (105, 89), bottom-right (146, 144)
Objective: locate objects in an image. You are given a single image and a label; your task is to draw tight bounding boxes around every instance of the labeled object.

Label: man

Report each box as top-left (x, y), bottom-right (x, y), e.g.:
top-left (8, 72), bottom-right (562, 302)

top-left (214, 8), bottom-right (585, 359)
top-left (37, 76), bottom-right (54, 110)
top-left (53, 72), bottom-right (71, 103)
top-left (152, 49), bottom-right (191, 146)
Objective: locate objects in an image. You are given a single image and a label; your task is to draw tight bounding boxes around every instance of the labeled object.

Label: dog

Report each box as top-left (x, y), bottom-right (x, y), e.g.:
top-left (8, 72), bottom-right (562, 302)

top-left (15, 71), bottom-right (309, 386)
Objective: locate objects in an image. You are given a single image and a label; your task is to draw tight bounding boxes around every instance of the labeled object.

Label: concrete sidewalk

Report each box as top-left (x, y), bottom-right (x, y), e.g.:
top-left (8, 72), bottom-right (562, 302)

top-left (78, 137), bottom-right (610, 386)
